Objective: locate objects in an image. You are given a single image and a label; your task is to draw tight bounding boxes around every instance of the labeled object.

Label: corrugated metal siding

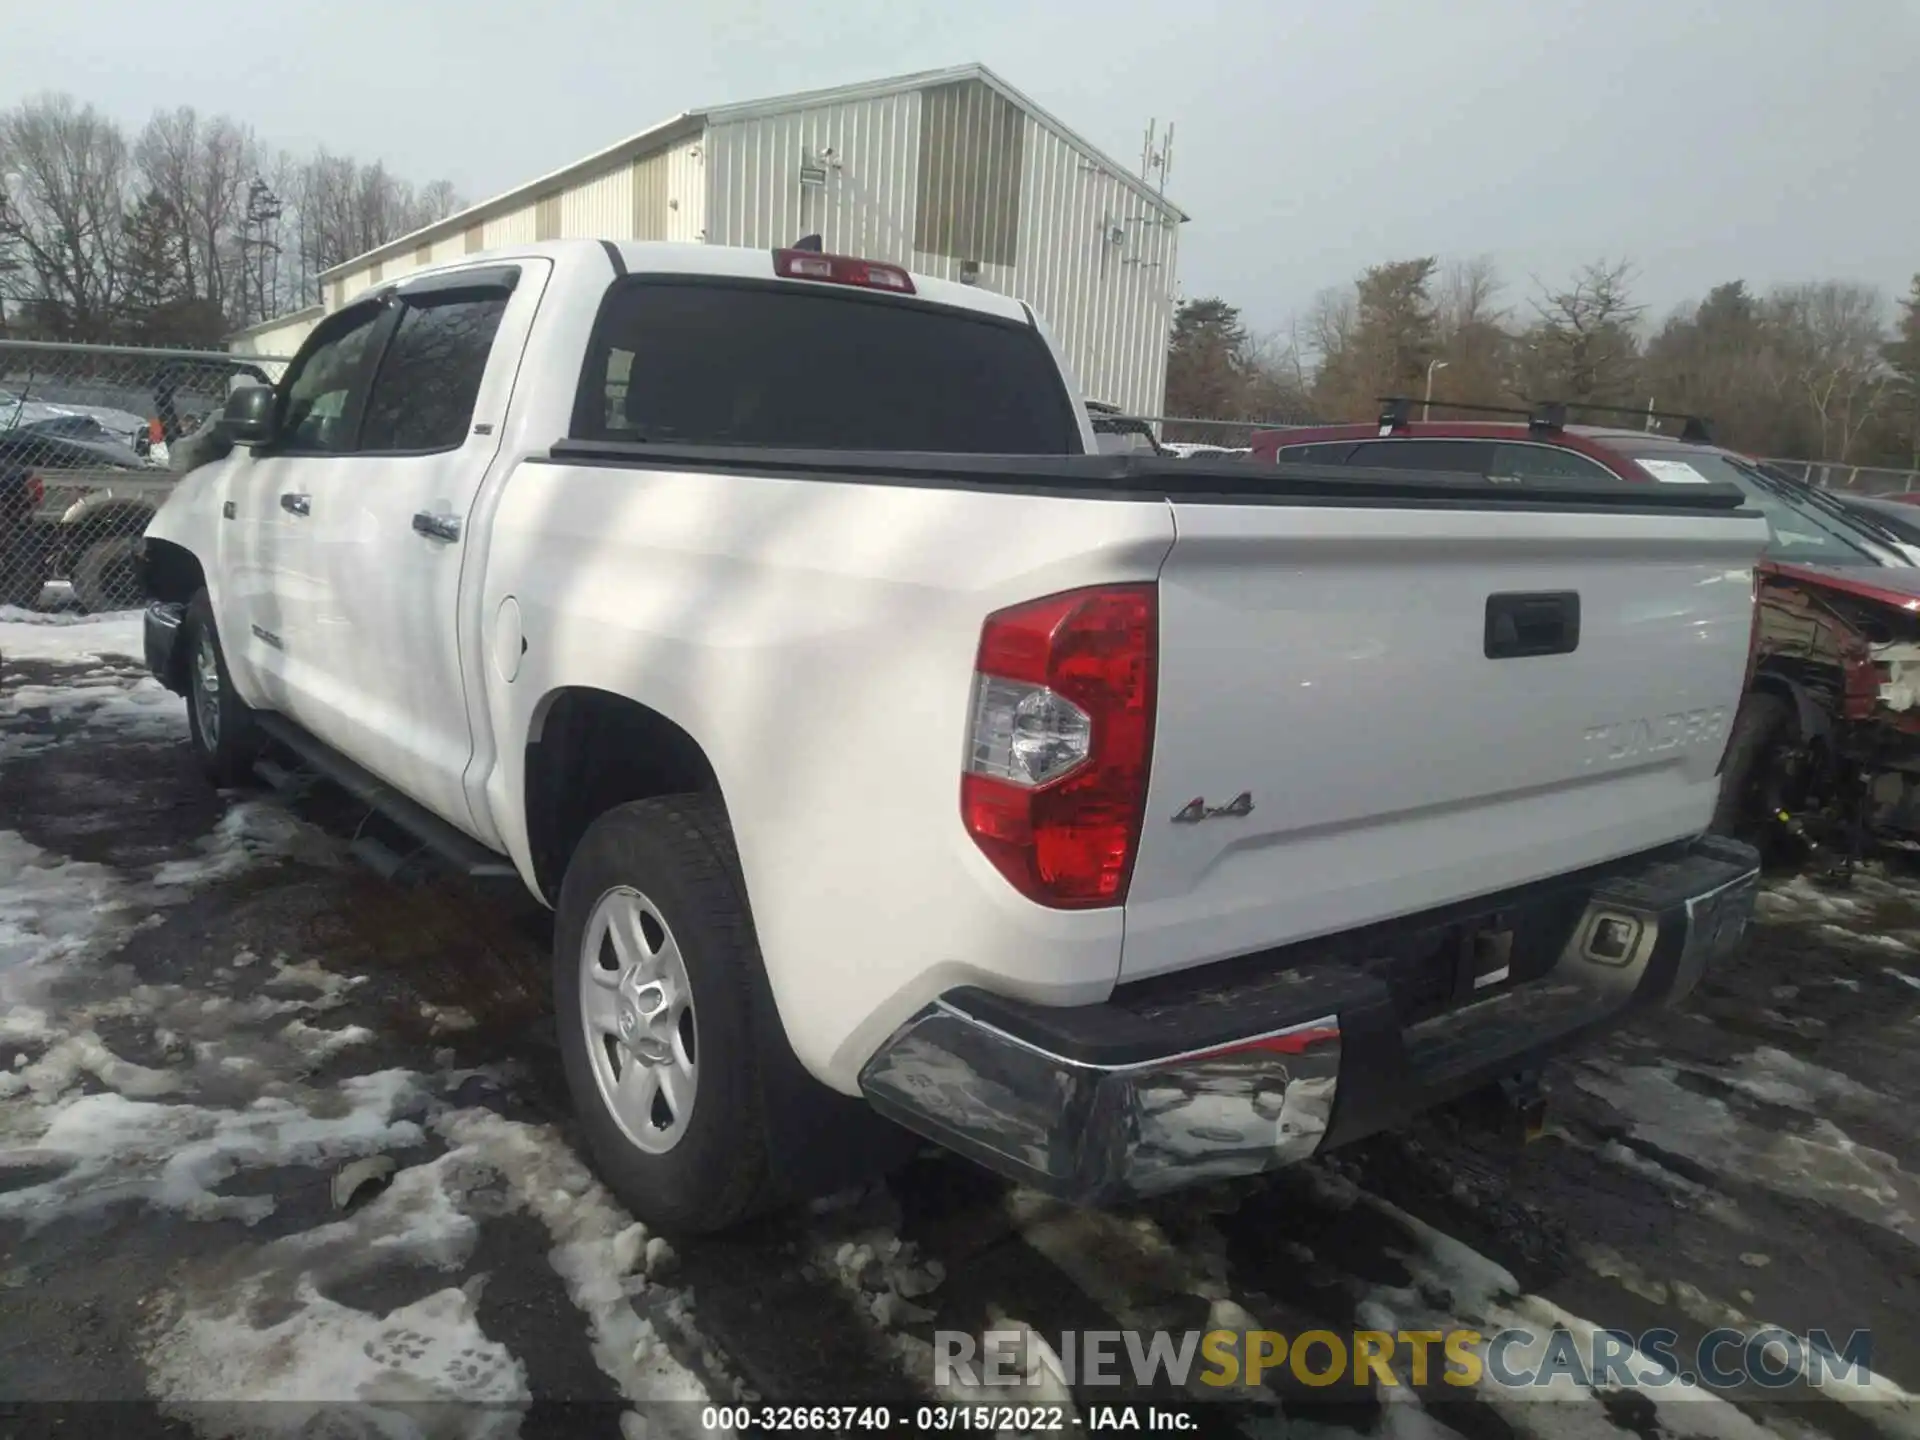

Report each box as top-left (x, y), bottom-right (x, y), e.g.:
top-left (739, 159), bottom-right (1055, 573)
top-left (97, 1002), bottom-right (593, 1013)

top-left (228, 315), bottom-right (317, 359)
top-left (913, 79), bottom-right (1022, 268)
top-left (561, 167), bottom-right (631, 237)
top-left (704, 94), bottom-right (920, 260)
top-left (663, 138), bottom-right (705, 241)
top-left (1008, 115), bottom-right (1178, 416)
top-left (463, 223), bottom-right (484, 255)
top-left (534, 192), bottom-right (562, 241)
top-left (706, 88), bottom-right (1176, 415)
top-left (632, 152), bottom-right (670, 239)
top-left (484, 208), bottom-right (537, 247)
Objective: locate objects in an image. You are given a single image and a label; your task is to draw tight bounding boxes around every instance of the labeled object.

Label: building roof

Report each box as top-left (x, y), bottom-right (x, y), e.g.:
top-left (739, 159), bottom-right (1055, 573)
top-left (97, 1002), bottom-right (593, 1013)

top-left (318, 63), bottom-right (1185, 283)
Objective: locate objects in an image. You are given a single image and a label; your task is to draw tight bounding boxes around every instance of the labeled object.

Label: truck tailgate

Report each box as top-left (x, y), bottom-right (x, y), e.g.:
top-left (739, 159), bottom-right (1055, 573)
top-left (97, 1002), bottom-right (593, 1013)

top-left (1121, 501), bottom-right (1765, 980)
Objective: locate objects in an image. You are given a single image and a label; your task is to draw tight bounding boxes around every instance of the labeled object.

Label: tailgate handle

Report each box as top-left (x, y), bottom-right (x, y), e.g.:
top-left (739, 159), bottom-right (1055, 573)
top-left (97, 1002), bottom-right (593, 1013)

top-left (1485, 591), bottom-right (1580, 659)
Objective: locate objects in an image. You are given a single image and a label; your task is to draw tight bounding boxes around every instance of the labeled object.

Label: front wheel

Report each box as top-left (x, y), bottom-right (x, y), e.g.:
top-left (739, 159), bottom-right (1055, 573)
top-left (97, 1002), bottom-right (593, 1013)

top-left (553, 795), bottom-right (777, 1235)
top-left (181, 589), bottom-right (262, 787)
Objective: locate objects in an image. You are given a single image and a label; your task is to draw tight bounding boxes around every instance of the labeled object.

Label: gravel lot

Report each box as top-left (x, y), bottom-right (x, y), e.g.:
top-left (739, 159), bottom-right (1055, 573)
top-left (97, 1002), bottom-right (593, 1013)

top-left (4, 609), bottom-right (1919, 1440)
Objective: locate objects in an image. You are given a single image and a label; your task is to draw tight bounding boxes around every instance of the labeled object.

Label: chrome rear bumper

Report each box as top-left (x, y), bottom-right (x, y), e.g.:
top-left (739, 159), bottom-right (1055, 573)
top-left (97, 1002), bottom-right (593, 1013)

top-left (859, 835), bottom-right (1759, 1203)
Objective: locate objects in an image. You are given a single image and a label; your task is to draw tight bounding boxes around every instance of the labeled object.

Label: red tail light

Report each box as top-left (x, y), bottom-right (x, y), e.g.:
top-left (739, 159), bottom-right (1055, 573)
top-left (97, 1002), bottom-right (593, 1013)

top-left (24, 471), bottom-right (44, 508)
top-left (773, 248), bottom-right (916, 296)
top-left (961, 584), bottom-right (1157, 908)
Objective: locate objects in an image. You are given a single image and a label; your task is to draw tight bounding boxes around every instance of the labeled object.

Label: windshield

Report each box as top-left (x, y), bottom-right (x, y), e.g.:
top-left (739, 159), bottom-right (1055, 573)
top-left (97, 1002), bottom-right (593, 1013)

top-left (1621, 447), bottom-right (1886, 567)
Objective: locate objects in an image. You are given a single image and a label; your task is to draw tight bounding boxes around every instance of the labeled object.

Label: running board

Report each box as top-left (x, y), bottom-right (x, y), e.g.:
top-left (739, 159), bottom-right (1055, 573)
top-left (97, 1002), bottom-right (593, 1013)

top-left (252, 712), bottom-right (519, 881)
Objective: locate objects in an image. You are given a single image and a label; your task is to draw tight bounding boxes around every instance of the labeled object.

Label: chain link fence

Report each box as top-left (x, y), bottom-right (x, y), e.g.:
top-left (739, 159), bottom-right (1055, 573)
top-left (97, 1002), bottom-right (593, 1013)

top-left (1, 340), bottom-right (289, 614)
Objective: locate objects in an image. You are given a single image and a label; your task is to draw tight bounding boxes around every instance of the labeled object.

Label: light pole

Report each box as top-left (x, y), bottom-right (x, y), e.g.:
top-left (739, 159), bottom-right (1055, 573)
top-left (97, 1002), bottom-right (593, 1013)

top-left (1424, 359), bottom-right (1449, 421)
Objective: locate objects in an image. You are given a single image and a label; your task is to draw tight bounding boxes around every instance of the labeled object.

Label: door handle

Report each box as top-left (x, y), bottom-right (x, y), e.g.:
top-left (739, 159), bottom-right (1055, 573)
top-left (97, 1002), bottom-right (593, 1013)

top-left (412, 511), bottom-right (461, 543)
top-left (280, 493), bottom-right (310, 517)
top-left (1485, 591), bottom-right (1580, 659)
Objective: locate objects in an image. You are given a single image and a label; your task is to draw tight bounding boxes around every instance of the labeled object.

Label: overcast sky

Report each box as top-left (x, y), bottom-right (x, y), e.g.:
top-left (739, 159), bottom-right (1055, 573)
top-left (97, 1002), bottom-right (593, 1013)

top-left (8, 0), bottom-right (1917, 336)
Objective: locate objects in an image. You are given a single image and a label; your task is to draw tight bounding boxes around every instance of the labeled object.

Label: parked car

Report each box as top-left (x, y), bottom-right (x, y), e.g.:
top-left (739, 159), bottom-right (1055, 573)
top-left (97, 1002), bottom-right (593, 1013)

top-left (140, 242), bottom-right (1763, 1234)
top-left (0, 421), bottom-right (156, 609)
top-left (0, 458), bottom-right (46, 609)
top-left (1251, 403), bottom-right (1920, 863)
top-left (1084, 400), bottom-right (1170, 456)
top-left (1825, 490), bottom-right (1920, 550)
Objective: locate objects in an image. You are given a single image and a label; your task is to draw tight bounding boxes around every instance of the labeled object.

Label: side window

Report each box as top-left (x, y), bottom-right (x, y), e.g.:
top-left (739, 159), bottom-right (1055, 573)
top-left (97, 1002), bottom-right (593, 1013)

top-left (1345, 440), bottom-right (1494, 474)
top-left (1275, 442), bottom-right (1359, 463)
top-left (1488, 443), bottom-right (1617, 483)
top-left (277, 305), bottom-right (387, 454)
top-left (360, 293), bottom-right (511, 452)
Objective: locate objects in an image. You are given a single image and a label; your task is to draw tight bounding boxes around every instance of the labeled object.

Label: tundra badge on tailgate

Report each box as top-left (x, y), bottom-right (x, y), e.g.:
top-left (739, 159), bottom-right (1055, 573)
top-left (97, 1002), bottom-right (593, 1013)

top-left (1172, 792), bottom-right (1255, 823)
top-left (1581, 707), bottom-right (1728, 766)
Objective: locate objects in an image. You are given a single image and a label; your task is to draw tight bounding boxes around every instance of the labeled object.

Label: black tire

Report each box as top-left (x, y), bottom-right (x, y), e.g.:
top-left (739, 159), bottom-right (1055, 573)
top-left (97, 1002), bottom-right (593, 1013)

top-left (1711, 690), bottom-right (1795, 838)
top-left (554, 794), bottom-right (777, 1236)
top-left (181, 588), bottom-right (262, 787)
top-left (0, 548), bottom-right (46, 610)
top-left (71, 533), bottom-right (145, 613)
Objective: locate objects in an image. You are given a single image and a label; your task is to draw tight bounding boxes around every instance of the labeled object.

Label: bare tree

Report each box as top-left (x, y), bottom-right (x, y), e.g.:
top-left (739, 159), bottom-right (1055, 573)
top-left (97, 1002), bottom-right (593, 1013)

top-left (1304, 286), bottom-right (1356, 374)
top-left (1520, 259), bottom-right (1645, 405)
top-left (1436, 256), bottom-right (1505, 340)
top-left (1771, 281), bottom-right (1892, 462)
top-left (135, 108), bottom-right (262, 323)
top-left (0, 95), bottom-right (131, 339)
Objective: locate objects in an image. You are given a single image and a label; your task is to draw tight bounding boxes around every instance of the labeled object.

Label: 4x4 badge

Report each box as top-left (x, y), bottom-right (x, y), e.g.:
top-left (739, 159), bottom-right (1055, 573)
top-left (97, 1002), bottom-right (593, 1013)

top-left (1172, 792), bottom-right (1254, 824)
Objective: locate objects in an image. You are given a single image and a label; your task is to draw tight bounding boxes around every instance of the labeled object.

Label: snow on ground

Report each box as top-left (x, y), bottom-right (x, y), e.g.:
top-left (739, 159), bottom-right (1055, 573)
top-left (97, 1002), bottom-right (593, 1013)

top-left (141, 1107), bottom-right (714, 1425)
top-left (13, 609), bottom-right (1920, 1433)
top-left (2, 613), bottom-right (719, 1425)
top-left (0, 606), bottom-right (143, 662)
top-left (1573, 1055), bottom-right (1920, 1246)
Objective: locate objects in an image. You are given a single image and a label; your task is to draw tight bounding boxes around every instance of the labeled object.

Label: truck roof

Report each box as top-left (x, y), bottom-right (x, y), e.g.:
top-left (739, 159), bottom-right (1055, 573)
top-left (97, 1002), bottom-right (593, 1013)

top-left (401, 238), bottom-right (1038, 328)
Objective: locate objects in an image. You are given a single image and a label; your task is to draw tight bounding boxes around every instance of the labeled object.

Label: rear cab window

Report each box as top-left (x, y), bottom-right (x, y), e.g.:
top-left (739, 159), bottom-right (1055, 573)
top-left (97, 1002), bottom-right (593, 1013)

top-left (572, 279), bottom-right (1082, 454)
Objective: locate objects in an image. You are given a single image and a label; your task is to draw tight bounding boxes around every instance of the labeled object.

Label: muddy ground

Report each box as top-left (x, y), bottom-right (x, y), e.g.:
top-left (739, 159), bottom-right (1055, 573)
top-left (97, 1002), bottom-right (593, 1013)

top-left (3, 615), bottom-right (1917, 1440)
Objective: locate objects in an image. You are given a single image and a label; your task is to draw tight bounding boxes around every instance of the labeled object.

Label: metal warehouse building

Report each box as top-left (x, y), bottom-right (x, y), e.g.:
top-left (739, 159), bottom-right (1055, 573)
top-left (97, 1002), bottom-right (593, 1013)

top-left (230, 64), bottom-right (1187, 416)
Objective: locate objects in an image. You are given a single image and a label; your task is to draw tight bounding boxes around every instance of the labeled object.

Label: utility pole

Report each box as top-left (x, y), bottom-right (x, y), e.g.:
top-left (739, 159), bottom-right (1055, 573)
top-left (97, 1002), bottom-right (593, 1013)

top-left (1424, 359), bottom-right (1449, 420)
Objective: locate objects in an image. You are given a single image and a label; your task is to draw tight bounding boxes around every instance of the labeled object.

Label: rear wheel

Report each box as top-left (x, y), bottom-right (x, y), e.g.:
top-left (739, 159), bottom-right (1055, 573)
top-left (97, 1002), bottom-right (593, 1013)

top-left (181, 589), bottom-right (261, 787)
top-left (72, 533), bottom-right (145, 613)
top-left (1711, 690), bottom-right (1797, 840)
top-left (554, 795), bottom-right (777, 1235)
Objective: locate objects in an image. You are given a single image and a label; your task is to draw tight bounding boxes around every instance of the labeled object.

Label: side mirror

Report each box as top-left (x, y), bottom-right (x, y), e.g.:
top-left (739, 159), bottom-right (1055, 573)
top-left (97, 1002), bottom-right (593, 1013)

top-left (223, 384), bottom-right (277, 446)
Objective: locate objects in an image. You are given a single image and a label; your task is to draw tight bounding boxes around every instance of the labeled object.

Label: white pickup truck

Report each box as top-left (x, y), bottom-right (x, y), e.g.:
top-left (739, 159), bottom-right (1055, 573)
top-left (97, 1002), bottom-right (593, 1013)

top-left (140, 239), bottom-right (1766, 1233)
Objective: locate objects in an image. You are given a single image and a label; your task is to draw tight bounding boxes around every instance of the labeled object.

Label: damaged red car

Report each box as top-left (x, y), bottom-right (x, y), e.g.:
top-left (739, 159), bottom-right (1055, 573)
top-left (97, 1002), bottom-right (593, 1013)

top-left (1250, 402), bottom-right (1920, 864)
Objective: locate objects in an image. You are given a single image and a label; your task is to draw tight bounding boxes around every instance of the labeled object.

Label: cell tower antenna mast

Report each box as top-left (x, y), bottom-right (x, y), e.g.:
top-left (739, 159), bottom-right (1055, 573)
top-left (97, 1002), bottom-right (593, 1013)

top-left (1139, 119), bottom-right (1176, 195)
